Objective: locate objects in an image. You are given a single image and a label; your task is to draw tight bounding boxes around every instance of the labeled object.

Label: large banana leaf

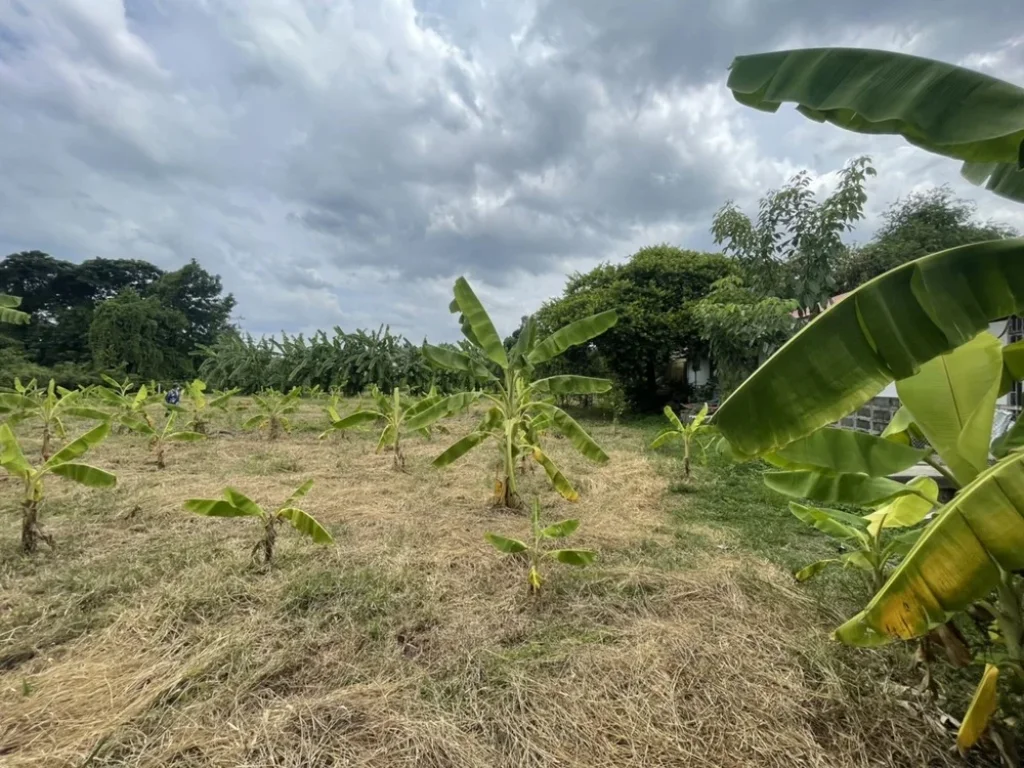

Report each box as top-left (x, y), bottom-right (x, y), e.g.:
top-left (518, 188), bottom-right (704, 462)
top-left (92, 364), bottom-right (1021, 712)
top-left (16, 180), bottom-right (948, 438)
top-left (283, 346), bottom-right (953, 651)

top-left (727, 48), bottom-right (1024, 203)
top-left (863, 477), bottom-right (939, 537)
top-left (49, 463), bottom-right (116, 487)
top-left (530, 445), bottom-right (579, 501)
top-left (789, 502), bottom-right (867, 542)
top-left (223, 487), bottom-right (266, 518)
top-left (184, 498), bottom-right (254, 518)
top-left (765, 470), bottom-right (923, 506)
top-left (433, 431), bottom-right (493, 467)
top-left (773, 426), bottom-right (928, 476)
top-left (530, 375), bottom-right (613, 396)
top-left (714, 238), bottom-right (1024, 457)
top-left (452, 278), bottom-right (508, 368)
top-left (44, 422), bottom-right (111, 468)
top-left (531, 403), bottom-right (609, 463)
top-left (278, 507), bottom-right (334, 544)
top-left (0, 423), bottom-right (32, 477)
top-left (896, 331), bottom-right (1003, 485)
top-left (836, 452), bottom-right (1024, 645)
top-left (329, 410), bottom-right (382, 430)
top-left (405, 391), bottom-right (481, 430)
top-left (422, 344), bottom-right (496, 381)
top-left (527, 310), bottom-right (618, 365)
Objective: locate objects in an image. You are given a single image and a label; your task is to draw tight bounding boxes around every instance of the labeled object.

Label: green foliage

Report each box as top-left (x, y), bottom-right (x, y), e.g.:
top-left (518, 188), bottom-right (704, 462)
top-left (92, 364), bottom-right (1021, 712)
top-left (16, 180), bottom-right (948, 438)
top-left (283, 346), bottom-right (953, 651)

top-left (0, 294), bottom-right (30, 325)
top-left (0, 421), bottom-right (116, 552)
top-left (0, 379), bottom-right (109, 459)
top-left (691, 276), bottom-right (797, 393)
top-left (485, 498), bottom-right (595, 593)
top-left (198, 326), bottom-right (476, 396)
top-left (650, 403), bottom-right (715, 479)
top-left (422, 278), bottom-right (615, 507)
top-left (0, 251), bottom-right (234, 380)
top-left (534, 245), bottom-right (731, 410)
top-left (184, 480), bottom-right (332, 564)
top-left (320, 386), bottom-right (445, 470)
top-left (712, 156), bottom-right (875, 314)
top-left (123, 410), bottom-right (205, 469)
top-left (242, 389), bottom-right (301, 440)
top-left (837, 187), bottom-right (1016, 291)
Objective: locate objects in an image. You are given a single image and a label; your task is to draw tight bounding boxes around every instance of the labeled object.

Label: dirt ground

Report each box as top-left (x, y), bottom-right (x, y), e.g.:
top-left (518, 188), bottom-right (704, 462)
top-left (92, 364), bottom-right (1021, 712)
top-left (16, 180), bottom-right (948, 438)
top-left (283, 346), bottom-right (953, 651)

top-left (0, 401), bottom-right (963, 767)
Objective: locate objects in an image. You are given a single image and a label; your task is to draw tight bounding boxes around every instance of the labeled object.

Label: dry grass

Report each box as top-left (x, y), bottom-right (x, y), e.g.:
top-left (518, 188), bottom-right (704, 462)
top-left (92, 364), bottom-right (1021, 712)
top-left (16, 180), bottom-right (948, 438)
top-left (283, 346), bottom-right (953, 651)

top-left (0, 403), bottom-right (963, 767)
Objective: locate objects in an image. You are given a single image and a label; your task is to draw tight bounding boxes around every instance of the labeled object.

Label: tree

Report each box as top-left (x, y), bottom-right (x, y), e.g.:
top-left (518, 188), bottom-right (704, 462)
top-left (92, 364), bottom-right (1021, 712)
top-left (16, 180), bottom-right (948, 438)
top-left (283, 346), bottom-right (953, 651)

top-left (535, 246), bottom-right (732, 410)
top-left (712, 156), bottom-right (875, 314)
top-left (691, 276), bottom-right (797, 394)
top-left (837, 187), bottom-right (1017, 291)
top-left (88, 289), bottom-right (189, 380)
top-left (146, 259), bottom-right (235, 356)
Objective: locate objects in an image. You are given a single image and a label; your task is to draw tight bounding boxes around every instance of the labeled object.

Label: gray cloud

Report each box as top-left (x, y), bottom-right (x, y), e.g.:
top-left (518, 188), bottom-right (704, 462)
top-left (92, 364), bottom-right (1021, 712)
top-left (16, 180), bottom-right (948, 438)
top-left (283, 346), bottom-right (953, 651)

top-left (0, 0), bottom-right (1020, 342)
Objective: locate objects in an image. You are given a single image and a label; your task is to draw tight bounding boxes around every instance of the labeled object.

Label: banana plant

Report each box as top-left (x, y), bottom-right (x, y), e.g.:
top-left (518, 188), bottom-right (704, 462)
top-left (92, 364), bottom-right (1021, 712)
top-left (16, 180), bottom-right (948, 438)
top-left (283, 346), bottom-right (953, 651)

top-left (319, 386), bottom-right (443, 470)
top-left (485, 498), bottom-right (595, 593)
top-left (94, 381), bottom-right (154, 430)
top-left (650, 403), bottom-right (714, 478)
top-left (416, 277), bottom-right (617, 507)
top-left (0, 422), bottom-right (116, 552)
top-left (0, 379), bottom-right (109, 459)
top-left (99, 374), bottom-right (136, 399)
top-left (0, 294), bottom-right (30, 325)
top-left (242, 389), bottom-right (301, 440)
top-left (184, 480), bottom-right (333, 564)
top-left (122, 411), bottom-right (205, 469)
top-left (178, 379), bottom-right (213, 434)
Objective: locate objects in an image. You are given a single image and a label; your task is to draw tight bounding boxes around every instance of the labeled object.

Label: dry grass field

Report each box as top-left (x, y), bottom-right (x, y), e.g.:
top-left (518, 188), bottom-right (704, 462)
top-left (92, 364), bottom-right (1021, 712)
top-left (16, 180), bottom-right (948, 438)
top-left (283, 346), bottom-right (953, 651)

top-left (0, 401), bottom-right (968, 767)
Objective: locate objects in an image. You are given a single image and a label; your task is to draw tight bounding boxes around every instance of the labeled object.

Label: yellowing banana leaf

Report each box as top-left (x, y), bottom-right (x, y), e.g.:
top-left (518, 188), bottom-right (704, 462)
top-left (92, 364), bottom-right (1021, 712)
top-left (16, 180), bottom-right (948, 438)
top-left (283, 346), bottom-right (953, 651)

top-left (836, 453), bottom-right (1024, 646)
top-left (896, 331), bottom-right (1003, 486)
top-left (531, 445), bottom-right (579, 501)
top-left (864, 477), bottom-right (938, 537)
top-left (452, 277), bottom-right (508, 368)
top-left (715, 238), bottom-right (1024, 457)
top-left (165, 431), bottom-right (206, 443)
top-left (278, 507), bottom-right (334, 544)
top-left (540, 519), bottom-right (580, 538)
top-left (880, 406), bottom-right (916, 445)
top-left (727, 48), bottom-right (1024, 203)
top-left (49, 462), bottom-right (116, 488)
top-left (957, 664), bottom-right (1000, 754)
top-left (765, 470), bottom-right (921, 507)
top-left (527, 310), bottom-right (618, 365)
top-left (531, 403), bottom-right (609, 463)
top-left (775, 426), bottom-right (928, 477)
top-left (433, 430), bottom-right (491, 467)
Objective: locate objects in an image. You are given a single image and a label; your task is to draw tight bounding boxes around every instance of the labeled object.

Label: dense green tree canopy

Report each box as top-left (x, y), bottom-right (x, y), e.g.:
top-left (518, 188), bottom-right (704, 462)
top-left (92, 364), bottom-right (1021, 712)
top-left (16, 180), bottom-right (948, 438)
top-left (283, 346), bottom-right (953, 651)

top-left (534, 245), bottom-right (732, 410)
top-left (836, 187), bottom-right (1017, 292)
top-left (0, 251), bottom-right (235, 383)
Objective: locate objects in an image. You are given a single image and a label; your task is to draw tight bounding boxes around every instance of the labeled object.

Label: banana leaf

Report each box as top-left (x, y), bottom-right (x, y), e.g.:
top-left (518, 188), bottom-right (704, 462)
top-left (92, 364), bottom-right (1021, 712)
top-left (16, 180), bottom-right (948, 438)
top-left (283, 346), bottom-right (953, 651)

top-left (836, 452), bottom-right (1024, 646)
top-left (727, 48), bottom-right (1024, 202)
top-left (774, 426), bottom-right (928, 476)
top-left (714, 238), bottom-right (1024, 457)
top-left (527, 310), bottom-right (618, 365)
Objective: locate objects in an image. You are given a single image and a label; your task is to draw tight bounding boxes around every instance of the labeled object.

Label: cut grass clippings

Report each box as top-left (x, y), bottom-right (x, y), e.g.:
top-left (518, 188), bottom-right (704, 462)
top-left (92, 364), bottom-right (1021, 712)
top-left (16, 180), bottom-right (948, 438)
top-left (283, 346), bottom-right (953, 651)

top-left (0, 401), bottom-right (966, 767)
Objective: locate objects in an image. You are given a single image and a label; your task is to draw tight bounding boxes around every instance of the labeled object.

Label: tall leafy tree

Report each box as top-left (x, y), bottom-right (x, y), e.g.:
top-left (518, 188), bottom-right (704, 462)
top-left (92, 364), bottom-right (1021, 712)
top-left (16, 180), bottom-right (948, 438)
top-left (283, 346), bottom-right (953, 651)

top-left (837, 187), bottom-right (1016, 291)
top-left (712, 156), bottom-right (875, 314)
top-left (146, 259), bottom-right (236, 355)
top-left (88, 289), bottom-right (189, 379)
top-left (535, 246), bottom-right (732, 410)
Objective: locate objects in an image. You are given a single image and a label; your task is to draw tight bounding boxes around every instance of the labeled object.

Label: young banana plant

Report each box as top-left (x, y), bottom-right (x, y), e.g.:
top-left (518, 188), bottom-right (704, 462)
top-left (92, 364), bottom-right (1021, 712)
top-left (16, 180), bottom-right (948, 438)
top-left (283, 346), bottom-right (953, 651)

top-left (242, 389), bottom-right (301, 439)
top-left (650, 403), bottom-right (715, 478)
top-left (416, 277), bottom-right (617, 507)
top-left (0, 422), bottom-right (116, 552)
top-left (785, 475), bottom-right (940, 592)
top-left (0, 379), bottom-right (109, 459)
top-left (320, 386), bottom-right (443, 469)
top-left (94, 381), bottom-right (155, 430)
top-left (178, 379), bottom-right (214, 434)
top-left (184, 480), bottom-right (333, 564)
top-left (123, 411), bottom-right (206, 469)
top-left (485, 498), bottom-right (596, 593)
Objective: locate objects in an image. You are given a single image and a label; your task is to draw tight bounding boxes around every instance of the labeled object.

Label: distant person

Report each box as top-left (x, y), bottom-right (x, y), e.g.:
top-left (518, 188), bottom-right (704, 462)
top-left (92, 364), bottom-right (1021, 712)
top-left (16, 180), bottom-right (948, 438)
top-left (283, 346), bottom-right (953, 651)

top-left (165, 385), bottom-right (181, 407)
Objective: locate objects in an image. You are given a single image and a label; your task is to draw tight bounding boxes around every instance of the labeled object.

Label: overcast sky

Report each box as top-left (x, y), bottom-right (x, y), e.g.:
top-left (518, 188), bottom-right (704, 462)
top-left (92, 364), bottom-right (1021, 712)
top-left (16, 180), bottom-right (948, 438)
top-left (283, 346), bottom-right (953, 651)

top-left (0, 1), bottom-right (1021, 342)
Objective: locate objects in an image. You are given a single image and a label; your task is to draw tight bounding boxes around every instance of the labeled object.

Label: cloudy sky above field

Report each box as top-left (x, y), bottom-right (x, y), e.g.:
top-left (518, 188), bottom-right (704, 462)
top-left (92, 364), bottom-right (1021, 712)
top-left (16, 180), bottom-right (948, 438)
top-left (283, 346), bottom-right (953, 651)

top-left (0, 1), bottom-right (1021, 341)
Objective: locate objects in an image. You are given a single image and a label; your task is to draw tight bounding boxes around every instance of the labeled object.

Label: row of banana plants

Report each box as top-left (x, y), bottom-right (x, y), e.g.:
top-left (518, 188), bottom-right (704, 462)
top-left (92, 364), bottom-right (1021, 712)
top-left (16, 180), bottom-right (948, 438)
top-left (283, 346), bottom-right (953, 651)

top-left (714, 46), bottom-right (1024, 764)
